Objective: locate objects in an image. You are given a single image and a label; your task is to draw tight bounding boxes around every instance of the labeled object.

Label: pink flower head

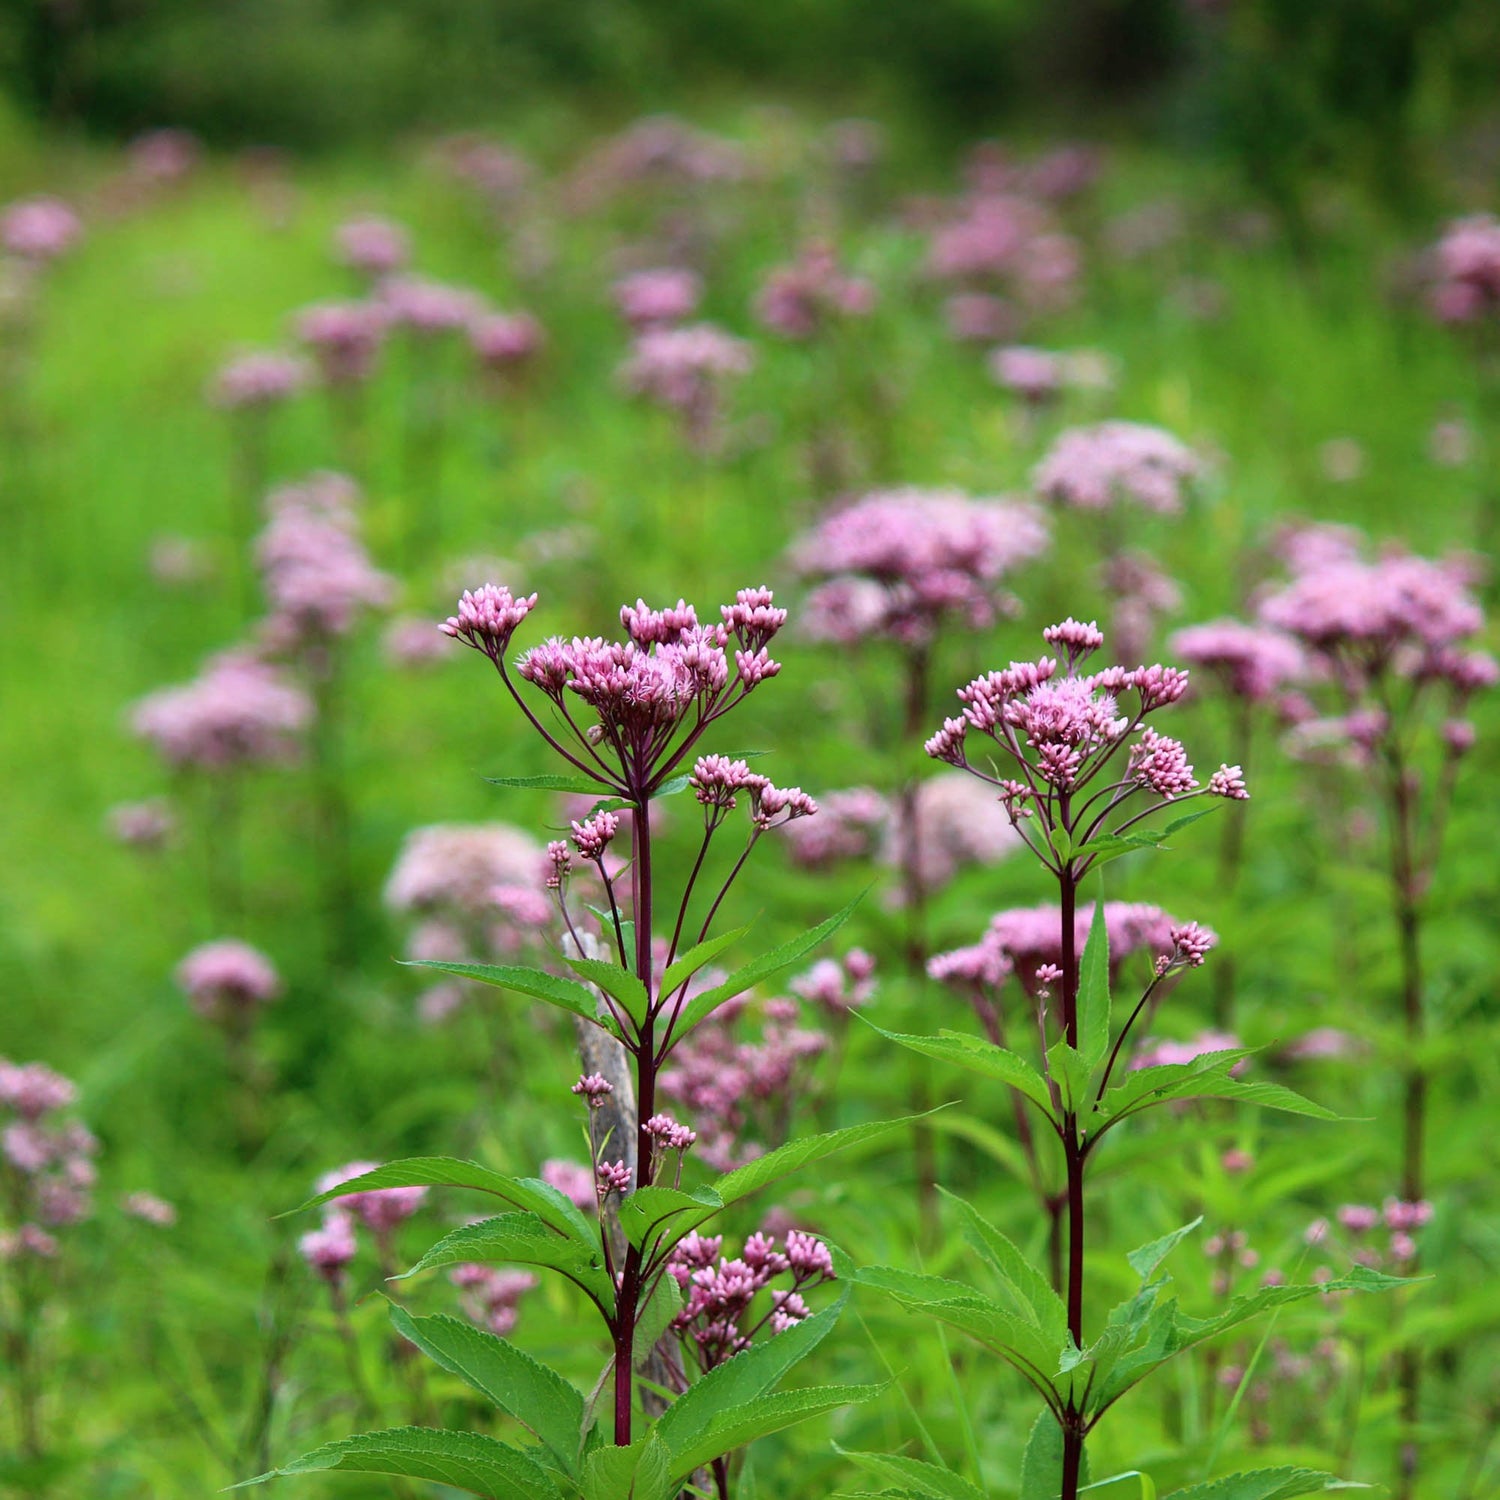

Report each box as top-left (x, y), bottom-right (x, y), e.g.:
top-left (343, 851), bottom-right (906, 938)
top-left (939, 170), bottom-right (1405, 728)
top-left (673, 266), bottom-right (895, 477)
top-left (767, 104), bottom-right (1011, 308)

top-left (1337, 1204), bottom-right (1379, 1233)
top-left (572, 1073), bottom-right (614, 1107)
top-left (175, 940), bottom-right (281, 1020)
top-left (1208, 764), bottom-right (1250, 800)
top-left (121, 1192), bottom-right (177, 1227)
top-left (1128, 727), bottom-right (1197, 799)
top-left (470, 312), bottom-right (546, 372)
top-left (315, 1162), bottom-right (427, 1235)
top-left (299, 1214), bottom-right (358, 1282)
top-left (377, 276), bottom-right (483, 335)
top-left (335, 216), bottom-right (410, 277)
top-left (541, 1159), bottom-right (595, 1211)
top-left (441, 584), bottom-right (539, 662)
top-left (107, 798), bottom-right (176, 848)
top-left (571, 809), bottom-right (619, 861)
top-left (596, 1159), bottom-right (633, 1196)
top-left (614, 267), bottom-right (703, 330)
top-left (1168, 619), bottom-right (1306, 703)
top-left (209, 351), bottom-right (310, 410)
top-left (0, 1062), bottom-right (78, 1121)
top-left (881, 772), bottom-right (1023, 897)
top-left (295, 301), bottom-right (386, 386)
top-left (778, 786), bottom-right (888, 868)
top-left (791, 488), bottom-right (1050, 648)
top-left (1035, 421), bottom-right (1199, 514)
top-left (1425, 214), bottom-right (1500, 324)
top-left (385, 822), bottom-right (545, 917)
top-left (791, 952), bottom-right (877, 1013)
top-left (754, 241), bottom-right (876, 340)
top-left (1, 196), bottom-right (82, 262)
top-left (620, 323), bottom-right (753, 449)
top-left (644, 1113), bottom-right (698, 1151)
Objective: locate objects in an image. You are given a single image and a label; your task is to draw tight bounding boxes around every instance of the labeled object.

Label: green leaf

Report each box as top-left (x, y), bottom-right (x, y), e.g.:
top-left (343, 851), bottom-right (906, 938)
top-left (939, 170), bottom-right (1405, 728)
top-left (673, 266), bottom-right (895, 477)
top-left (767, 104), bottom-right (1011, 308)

top-left (565, 956), bottom-right (651, 1027)
top-left (1078, 898), bottom-right (1111, 1069)
top-left (1126, 1218), bottom-right (1203, 1282)
top-left (403, 961), bottom-right (607, 1030)
top-left (234, 1427), bottom-right (565, 1499)
top-left (396, 1213), bottom-right (614, 1308)
top-left (664, 1384), bottom-right (884, 1481)
top-left (835, 1449), bottom-right (988, 1500)
top-left (654, 1292), bottom-right (849, 1456)
top-left (387, 1306), bottom-right (586, 1478)
top-left (1048, 1041), bottom-right (1093, 1114)
top-left (1165, 1468), bottom-right (1363, 1500)
top-left (488, 773), bottom-right (613, 794)
top-left (862, 1023), bottom-right (1056, 1121)
top-left (632, 1273), bottom-right (683, 1364)
top-left (939, 1189), bottom-right (1068, 1340)
top-left (666, 894), bottom-right (864, 1040)
top-left (655, 775), bottom-right (691, 798)
top-left (1096, 1056), bottom-right (1339, 1128)
top-left (293, 1158), bottom-right (596, 1246)
top-left (1075, 809), bottom-right (1217, 865)
top-left (619, 1185), bottom-right (723, 1252)
top-left (1048, 825), bottom-right (1074, 862)
top-left (713, 1114), bottom-right (925, 1210)
top-left (581, 1435), bottom-right (673, 1500)
top-left (1082, 1472), bottom-right (1158, 1498)
top-left (1019, 1409), bottom-right (1088, 1500)
top-left (659, 923), bottom-right (754, 1002)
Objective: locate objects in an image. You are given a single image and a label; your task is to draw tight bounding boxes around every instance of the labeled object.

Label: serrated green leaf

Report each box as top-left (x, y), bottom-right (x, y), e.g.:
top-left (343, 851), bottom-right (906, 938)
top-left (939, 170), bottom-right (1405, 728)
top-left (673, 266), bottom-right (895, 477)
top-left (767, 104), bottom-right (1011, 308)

top-left (660, 923), bottom-right (754, 1002)
top-left (862, 1023), bottom-right (1057, 1121)
top-left (1048, 1040), bottom-right (1093, 1114)
top-left (666, 895), bottom-right (863, 1040)
top-left (1078, 898), bottom-right (1111, 1070)
top-left (835, 1449), bottom-right (988, 1500)
top-left (619, 1185), bottom-right (723, 1251)
top-left (654, 1292), bottom-right (849, 1456)
top-left (655, 775), bottom-right (691, 798)
top-left (488, 773), bottom-right (613, 794)
top-left (1096, 1056), bottom-right (1339, 1128)
top-left (1165, 1467), bottom-right (1361, 1500)
top-left (1126, 1218), bottom-right (1203, 1282)
top-left (293, 1158), bottom-right (595, 1246)
top-left (1019, 1409), bottom-right (1088, 1500)
top-left (387, 1306), bottom-right (586, 1477)
top-left (234, 1426), bottom-right (565, 1499)
top-left (665, 1384), bottom-right (884, 1480)
top-left (396, 1213), bottom-right (614, 1308)
top-left (939, 1189), bottom-right (1068, 1340)
top-left (632, 1273), bottom-right (683, 1365)
top-left (565, 956), bottom-right (651, 1027)
top-left (404, 961), bottom-right (608, 1030)
top-left (582, 1436), bottom-right (666, 1500)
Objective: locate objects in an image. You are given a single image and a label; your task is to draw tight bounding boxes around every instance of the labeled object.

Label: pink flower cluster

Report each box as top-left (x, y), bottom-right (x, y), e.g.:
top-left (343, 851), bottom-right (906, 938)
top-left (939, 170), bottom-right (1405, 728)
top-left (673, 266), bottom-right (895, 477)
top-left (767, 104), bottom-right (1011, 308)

top-left (130, 650), bottom-right (313, 771)
top-left (1306, 1196), bottom-right (1432, 1270)
top-left (566, 116), bottom-right (746, 209)
top-left (791, 488), bottom-right (1050, 647)
top-left (256, 473), bottom-right (393, 645)
top-left (790, 951), bottom-right (877, 1015)
top-left (1425, 214), bottom-right (1500, 324)
top-left (619, 324), bottom-right (753, 447)
top-left (334, 216), bottom-right (410, 278)
top-left (613, 267), bottom-right (702, 330)
top-left (659, 995), bottom-right (829, 1171)
top-left (376, 276), bottom-right (484, 336)
top-left (1034, 421), bottom-right (1200, 514)
top-left (927, 192), bottom-right (1079, 313)
top-left (0, 1061), bottom-right (97, 1259)
top-left (209, 351), bottom-right (311, 410)
top-left (989, 347), bottom-right (1114, 405)
top-left (470, 312), bottom-right (546, 374)
top-left (778, 787), bottom-right (888, 868)
top-left (1168, 619), bottom-right (1306, 704)
top-left (295, 301), bottom-right (386, 386)
top-left (175, 940), bottom-right (282, 1023)
top-left (667, 1228), bottom-right (835, 1371)
top-left (298, 1161), bottom-right (428, 1285)
top-left (1, 196), bottom-right (82, 263)
top-left (450, 1264), bottom-right (539, 1334)
top-left (754, 242), bottom-right (875, 339)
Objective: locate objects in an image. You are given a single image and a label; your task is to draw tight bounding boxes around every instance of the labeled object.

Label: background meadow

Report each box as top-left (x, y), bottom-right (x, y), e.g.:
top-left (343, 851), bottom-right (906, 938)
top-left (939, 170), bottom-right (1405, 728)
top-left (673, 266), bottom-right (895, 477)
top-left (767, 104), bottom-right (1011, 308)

top-left (2, 10), bottom-right (1499, 1497)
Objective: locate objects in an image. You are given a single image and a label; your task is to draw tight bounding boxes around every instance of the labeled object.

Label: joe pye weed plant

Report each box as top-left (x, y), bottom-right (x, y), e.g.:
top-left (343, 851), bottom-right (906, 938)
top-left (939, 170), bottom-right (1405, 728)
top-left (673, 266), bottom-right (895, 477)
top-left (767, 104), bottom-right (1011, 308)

top-left (245, 582), bottom-right (911, 1500)
top-left (846, 619), bottom-right (1401, 1500)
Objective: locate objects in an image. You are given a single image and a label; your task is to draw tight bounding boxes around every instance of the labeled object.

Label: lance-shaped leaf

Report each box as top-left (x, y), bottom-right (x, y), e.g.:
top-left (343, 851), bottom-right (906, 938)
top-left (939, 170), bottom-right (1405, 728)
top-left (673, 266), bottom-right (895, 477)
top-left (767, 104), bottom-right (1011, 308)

top-left (395, 1212), bottom-right (614, 1309)
top-left (293, 1158), bottom-right (596, 1247)
top-left (1020, 1409), bottom-right (1089, 1500)
top-left (488, 773), bottom-right (617, 794)
top-left (939, 1189), bottom-right (1068, 1340)
top-left (403, 961), bottom-right (609, 1031)
top-left (834, 1449), bottom-right (988, 1500)
top-left (653, 1292), bottom-right (849, 1455)
top-left (662, 1385), bottom-right (884, 1482)
top-left (1048, 1041), bottom-right (1094, 1115)
top-left (1094, 1055), bottom-right (1339, 1131)
top-left (862, 1023), bottom-right (1057, 1123)
top-left (388, 1306), bottom-right (586, 1478)
top-left (855, 1266), bottom-right (1065, 1405)
top-left (620, 1185), bottom-right (723, 1252)
top-left (234, 1427), bottom-right (565, 1499)
top-left (659, 923), bottom-right (754, 1002)
top-left (1164, 1468), bottom-right (1364, 1499)
top-left (581, 1432), bottom-right (674, 1500)
top-left (565, 956), bottom-right (650, 1028)
top-left (1127, 1218), bottom-right (1203, 1282)
top-left (664, 895), bottom-right (863, 1041)
top-left (632, 1272), bottom-right (683, 1365)
top-left (1077, 898), bottom-right (1111, 1070)
top-left (1075, 808), bottom-right (1218, 866)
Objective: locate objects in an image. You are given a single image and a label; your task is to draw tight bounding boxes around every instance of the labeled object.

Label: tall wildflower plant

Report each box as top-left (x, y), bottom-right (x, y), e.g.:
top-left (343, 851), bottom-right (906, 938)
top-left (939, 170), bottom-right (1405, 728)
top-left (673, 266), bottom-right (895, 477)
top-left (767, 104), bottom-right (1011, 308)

top-left (248, 585), bottom-right (908, 1500)
top-left (853, 620), bottom-right (1397, 1500)
top-left (1258, 546), bottom-right (1495, 1497)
